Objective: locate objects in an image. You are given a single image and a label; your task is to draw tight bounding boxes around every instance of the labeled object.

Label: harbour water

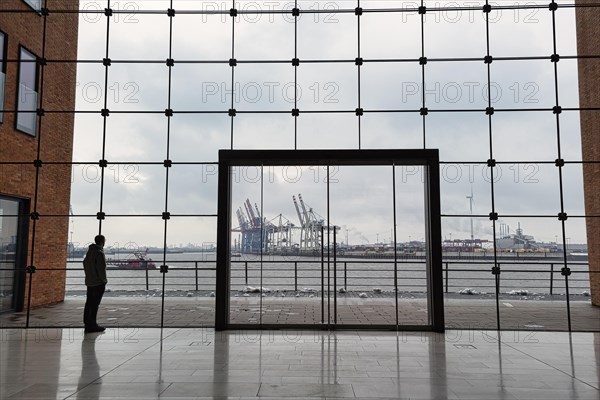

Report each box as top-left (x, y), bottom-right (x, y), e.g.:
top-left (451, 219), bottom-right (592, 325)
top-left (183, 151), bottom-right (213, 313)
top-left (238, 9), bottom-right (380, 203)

top-left (65, 252), bottom-right (591, 297)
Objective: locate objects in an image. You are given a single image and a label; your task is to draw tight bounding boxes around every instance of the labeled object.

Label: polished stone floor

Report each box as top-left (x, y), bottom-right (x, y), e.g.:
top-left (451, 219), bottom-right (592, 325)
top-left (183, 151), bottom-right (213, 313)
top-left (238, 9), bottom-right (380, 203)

top-left (1, 296), bottom-right (598, 331)
top-left (1, 328), bottom-right (599, 399)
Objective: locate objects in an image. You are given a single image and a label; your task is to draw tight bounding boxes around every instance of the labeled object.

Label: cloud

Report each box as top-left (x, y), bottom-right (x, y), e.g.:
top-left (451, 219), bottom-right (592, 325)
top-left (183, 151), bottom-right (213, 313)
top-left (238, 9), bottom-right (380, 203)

top-left (70, 1), bottom-right (588, 246)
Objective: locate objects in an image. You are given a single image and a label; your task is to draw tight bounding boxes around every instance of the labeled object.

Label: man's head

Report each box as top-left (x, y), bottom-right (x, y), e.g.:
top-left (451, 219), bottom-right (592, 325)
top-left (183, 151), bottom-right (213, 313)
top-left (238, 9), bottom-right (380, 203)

top-left (94, 235), bottom-right (106, 248)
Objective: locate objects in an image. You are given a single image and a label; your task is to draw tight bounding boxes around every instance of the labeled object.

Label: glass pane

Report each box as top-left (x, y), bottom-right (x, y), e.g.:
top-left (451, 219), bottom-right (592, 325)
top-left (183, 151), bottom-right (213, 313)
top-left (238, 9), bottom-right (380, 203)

top-left (164, 218), bottom-right (217, 328)
top-left (491, 60), bottom-right (555, 110)
top-left (0, 72), bottom-right (5, 124)
top-left (361, 113), bottom-right (423, 149)
top-left (235, 14), bottom-right (294, 60)
top-left (489, 5), bottom-right (553, 57)
top-left (107, 64), bottom-right (167, 112)
top-left (0, 32), bottom-right (4, 123)
top-left (102, 164), bottom-right (165, 216)
top-left (172, 13), bottom-right (231, 61)
top-left (424, 8), bottom-right (487, 59)
top-left (564, 218), bottom-right (593, 332)
top-left (440, 163), bottom-right (492, 218)
top-left (17, 48), bottom-right (38, 135)
top-left (493, 111), bottom-right (557, 162)
top-left (361, 11), bottom-right (421, 60)
top-left (233, 113), bottom-right (294, 150)
top-left (19, 48), bottom-right (36, 89)
top-left (23, 0), bottom-right (41, 11)
top-left (171, 64), bottom-right (230, 112)
top-left (425, 62), bottom-right (488, 110)
top-left (170, 114), bottom-right (230, 162)
top-left (105, 114), bottom-right (167, 162)
top-left (297, 63), bottom-right (356, 111)
top-left (497, 217), bottom-right (568, 331)
top-left (427, 113), bottom-right (489, 162)
top-left (395, 165), bottom-right (428, 326)
top-left (109, 13), bottom-right (170, 60)
top-left (494, 164), bottom-right (560, 217)
top-left (442, 217), bottom-right (497, 330)
top-left (78, 1), bottom-right (109, 61)
top-left (167, 165), bottom-right (218, 216)
top-left (260, 165), bottom-right (327, 326)
top-left (229, 166), bottom-right (263, 326)
top-left (235, 64), bottom-right (294, 111)
top-left (0, 198), bottom-right (19, 313)
top-left (361, 63), bottom-right (422, 110)
top-left (74, 64), bottom-right (106, 112)
top-left (16, 85), bottom-right (37, 135)
top-left (297, 114), bottom-right (358, 149)
top-left (297, 7), bottom-right (356, 60)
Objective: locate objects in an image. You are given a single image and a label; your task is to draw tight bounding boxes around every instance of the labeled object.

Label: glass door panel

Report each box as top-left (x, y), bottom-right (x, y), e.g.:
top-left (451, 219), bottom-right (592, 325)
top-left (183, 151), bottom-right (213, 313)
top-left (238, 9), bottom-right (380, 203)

top-left (0, 198), bottom-right (20, 313)
top-left (328, 165), bottom-right (397, 327)
top-left (229, 166), bottom-right (263, 326)
top-left (217, 150), bottom-right (443, 331)
top-left (261, 165), bottom-right (326, 326)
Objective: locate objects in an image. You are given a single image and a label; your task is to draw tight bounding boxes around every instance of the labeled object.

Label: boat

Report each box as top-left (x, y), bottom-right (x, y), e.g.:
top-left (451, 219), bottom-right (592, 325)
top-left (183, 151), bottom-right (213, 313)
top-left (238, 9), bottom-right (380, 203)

top-left (107, 251), bottom-right (157, 270)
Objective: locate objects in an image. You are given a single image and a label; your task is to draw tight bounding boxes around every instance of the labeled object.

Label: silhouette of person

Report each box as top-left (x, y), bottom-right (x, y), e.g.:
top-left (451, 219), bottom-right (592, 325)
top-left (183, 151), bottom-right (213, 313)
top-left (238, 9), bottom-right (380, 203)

top-left (77, 332), bottom-right (102, 399)
top-left (83, 235), bottom-right (107, 333)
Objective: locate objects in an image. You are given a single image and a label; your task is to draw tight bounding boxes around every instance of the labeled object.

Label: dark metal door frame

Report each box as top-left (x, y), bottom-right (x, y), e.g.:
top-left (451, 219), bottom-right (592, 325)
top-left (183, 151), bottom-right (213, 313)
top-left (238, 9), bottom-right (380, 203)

top-left (0, 194), bottom-right (29, 313)
top-left (216, 149), bottom-right (444, 332)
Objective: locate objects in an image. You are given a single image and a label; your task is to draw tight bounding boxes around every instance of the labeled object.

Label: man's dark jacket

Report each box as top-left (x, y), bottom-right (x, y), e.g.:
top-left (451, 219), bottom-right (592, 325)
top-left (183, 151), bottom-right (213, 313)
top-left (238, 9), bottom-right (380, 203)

top-left (83, 244), bottom-right (107, 287)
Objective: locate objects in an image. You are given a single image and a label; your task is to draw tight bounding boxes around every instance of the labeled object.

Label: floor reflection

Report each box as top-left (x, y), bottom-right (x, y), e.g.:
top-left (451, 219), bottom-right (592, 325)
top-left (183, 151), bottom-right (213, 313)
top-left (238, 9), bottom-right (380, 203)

top-left (1, 328), bottom-right (599, 399)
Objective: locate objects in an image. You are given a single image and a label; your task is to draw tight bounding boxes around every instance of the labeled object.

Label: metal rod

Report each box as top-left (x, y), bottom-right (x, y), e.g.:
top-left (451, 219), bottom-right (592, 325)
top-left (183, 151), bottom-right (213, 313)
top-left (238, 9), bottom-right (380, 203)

top-left (550, 263), bottom-right (554, 295)
top-left (321, 225), bottom-right (325, 325)
top-left (344, 262), bottom-right (347, 291)
top-left (445, 262), bottom-right (449, 294)
top-left (25, 269), bottom-right (34, 329)
top-left (195, 261), bottom-right (199, 291)
top-left (333, 226), bottom-right (337, 326)
top-left (392, 163), bottom-right (399, 328)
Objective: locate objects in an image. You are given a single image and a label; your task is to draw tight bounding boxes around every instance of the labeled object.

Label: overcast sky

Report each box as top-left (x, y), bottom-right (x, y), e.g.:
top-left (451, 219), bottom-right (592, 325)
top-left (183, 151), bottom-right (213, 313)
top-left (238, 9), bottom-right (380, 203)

top-left (69, 0), bottom-right (587, 248)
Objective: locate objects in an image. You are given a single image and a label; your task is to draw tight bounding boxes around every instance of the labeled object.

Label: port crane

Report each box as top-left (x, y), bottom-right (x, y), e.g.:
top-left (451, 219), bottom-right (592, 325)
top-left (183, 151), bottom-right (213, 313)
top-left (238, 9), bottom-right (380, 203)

top-left (233, 194), bottom-right (336, 254)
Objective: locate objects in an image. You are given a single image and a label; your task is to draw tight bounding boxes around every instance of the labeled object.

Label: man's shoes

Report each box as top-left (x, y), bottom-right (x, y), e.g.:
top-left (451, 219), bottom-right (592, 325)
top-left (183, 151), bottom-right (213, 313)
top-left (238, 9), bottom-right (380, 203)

top-left (84, 326), bottom-right (106, 333)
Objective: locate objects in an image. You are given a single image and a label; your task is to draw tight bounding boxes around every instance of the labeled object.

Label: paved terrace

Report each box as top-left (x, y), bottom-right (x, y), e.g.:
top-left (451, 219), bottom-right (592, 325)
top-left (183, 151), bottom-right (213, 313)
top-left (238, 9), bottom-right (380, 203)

top-left (1, 294), bottom-right (599, 331)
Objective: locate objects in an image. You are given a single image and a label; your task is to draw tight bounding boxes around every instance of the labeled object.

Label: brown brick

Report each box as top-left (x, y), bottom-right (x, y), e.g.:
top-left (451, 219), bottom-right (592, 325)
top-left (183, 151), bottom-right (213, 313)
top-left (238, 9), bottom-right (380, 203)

top-left (0, 0), bottom-right (79, 309)
top-left (576, 1), bottom-right (600, 306)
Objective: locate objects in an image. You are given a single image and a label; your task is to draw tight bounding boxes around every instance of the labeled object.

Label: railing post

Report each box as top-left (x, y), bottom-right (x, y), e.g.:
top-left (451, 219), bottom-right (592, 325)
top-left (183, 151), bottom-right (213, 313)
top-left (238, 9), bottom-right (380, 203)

top-left (344, 262), bottom-right (347, 290)
top-left (550, 262), bottom-right (554, 295)
top-left (445, 262), bottom-right (449, 293)
top-left (294, 261), bottom-right (298, 291)
top-left (145, 262), bottom-right (149, 291)
top-left (245, 261), bottom-right (248, 286)
top-left (195, 261), bottom-right (199, 291)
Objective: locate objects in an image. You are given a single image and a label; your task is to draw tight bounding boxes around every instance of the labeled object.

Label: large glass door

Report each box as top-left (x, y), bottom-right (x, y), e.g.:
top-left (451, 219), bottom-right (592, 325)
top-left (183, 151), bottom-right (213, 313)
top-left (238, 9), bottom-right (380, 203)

top-left (0, 197), bottom-right (25, 313)
top-left (216, 150), bottom-right (443, 331)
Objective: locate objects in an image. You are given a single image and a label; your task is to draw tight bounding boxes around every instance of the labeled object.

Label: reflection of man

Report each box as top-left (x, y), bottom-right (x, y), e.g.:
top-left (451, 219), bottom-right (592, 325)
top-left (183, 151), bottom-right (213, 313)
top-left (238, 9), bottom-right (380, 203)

top-left (77, 333), bottom-right (102, 399)
top-left (83, 235), bottom-right (107, 333)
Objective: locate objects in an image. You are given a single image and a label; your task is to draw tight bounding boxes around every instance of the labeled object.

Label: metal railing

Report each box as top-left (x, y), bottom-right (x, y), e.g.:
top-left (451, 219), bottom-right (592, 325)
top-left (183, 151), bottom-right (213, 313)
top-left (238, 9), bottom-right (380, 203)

top-left (56, 259), bottom-right (592, 295)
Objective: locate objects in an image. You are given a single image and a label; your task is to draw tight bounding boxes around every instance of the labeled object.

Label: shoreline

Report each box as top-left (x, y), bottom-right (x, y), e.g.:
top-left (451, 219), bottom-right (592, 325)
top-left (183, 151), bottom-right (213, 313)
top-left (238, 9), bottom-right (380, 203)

top-left (64, 289), bottom-right (593, 302)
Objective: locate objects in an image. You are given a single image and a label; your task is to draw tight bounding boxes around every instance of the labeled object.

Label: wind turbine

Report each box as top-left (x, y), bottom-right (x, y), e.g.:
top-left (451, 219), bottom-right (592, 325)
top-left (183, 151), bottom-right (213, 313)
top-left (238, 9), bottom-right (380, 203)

top-left (466, 185), bottom-right (474, 242)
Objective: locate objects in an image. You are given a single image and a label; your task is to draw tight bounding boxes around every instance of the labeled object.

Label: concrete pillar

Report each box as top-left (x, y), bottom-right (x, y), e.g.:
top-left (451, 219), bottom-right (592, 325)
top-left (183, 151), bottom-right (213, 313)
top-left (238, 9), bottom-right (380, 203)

top-left (576, 0), bottom-right (600, 306)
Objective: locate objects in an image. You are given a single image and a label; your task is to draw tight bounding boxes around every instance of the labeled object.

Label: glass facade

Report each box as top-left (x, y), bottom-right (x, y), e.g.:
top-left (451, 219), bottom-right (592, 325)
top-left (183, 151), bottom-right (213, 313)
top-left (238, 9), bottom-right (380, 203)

top-left (0, 1), bottom-right (598, 331)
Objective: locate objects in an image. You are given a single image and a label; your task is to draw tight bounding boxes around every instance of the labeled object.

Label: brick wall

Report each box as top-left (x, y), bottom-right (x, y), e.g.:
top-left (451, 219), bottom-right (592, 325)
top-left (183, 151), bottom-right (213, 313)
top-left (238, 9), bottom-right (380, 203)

top-left (0, 1), bottom-right (79, 308)
top-left (576, 1), bottom-right (600, 306)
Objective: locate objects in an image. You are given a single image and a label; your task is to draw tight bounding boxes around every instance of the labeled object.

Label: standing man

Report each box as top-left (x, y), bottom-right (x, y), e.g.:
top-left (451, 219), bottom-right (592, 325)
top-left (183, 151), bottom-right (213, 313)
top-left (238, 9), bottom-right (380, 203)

top-left (83, 235), bottom-right (107, 333)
